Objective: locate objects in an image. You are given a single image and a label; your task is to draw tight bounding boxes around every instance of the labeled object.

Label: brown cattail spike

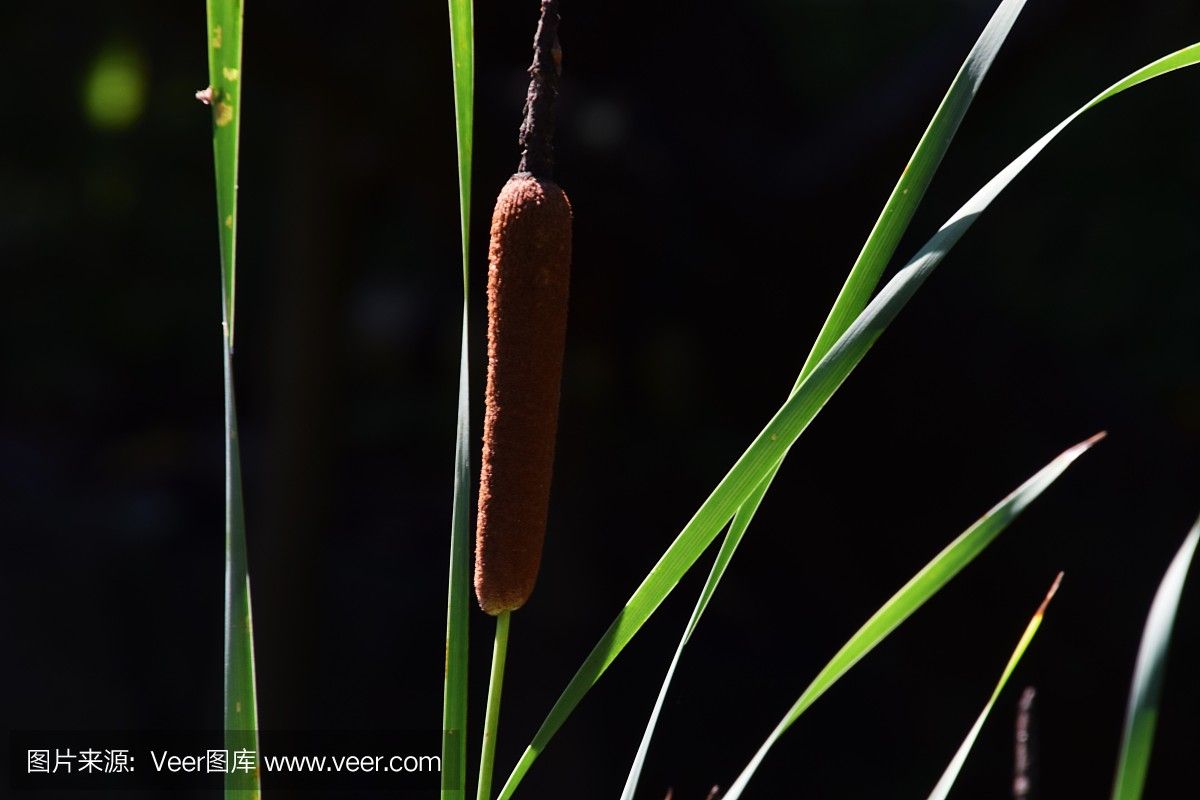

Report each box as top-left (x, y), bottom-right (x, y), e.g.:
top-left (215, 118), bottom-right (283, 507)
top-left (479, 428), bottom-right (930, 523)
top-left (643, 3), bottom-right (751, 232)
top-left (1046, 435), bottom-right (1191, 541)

top-left (475, 174), bottom-right (572, 614)
top-left (474, 0), bottom-right (572, 615)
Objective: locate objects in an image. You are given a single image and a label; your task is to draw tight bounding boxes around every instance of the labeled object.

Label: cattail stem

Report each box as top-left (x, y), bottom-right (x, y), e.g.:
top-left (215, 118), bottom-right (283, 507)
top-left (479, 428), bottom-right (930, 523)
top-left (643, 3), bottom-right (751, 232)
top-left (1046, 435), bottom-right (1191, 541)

top-left (477, 611), bottom-right (512, 800)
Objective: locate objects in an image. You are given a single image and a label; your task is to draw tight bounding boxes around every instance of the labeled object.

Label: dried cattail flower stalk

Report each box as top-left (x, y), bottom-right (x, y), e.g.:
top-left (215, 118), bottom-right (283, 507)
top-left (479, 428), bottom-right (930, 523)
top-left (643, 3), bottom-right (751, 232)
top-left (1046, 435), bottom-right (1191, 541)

top-left (1014, 686), bottom-right (1037, 800)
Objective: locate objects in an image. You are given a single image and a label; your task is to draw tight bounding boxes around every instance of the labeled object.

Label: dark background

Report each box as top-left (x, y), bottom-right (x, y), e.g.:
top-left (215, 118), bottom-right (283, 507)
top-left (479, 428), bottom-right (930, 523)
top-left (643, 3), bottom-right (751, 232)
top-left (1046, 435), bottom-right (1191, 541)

top-left (4, 1), bottom-right (1199, 798)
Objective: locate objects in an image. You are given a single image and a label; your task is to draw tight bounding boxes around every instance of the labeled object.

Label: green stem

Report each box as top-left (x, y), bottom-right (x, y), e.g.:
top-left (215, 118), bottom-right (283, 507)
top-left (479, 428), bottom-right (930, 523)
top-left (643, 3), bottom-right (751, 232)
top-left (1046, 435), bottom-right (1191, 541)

top-left (477, 612), bottom-right (511, 800)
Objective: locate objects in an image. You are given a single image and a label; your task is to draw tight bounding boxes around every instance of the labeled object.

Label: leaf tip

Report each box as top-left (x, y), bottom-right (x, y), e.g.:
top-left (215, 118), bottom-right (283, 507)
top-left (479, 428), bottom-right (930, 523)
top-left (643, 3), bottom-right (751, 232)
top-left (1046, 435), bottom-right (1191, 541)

top-left (1036, 571), bottom-right (1065, 617)
top-left (1059, 430), bottom-right (1106, 463)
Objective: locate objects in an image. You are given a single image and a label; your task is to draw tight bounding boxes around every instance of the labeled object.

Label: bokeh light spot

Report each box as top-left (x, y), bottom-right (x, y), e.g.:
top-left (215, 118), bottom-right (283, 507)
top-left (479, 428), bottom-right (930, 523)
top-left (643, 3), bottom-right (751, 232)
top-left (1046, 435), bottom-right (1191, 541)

top-left (83, 43), bottom-right (147, 131)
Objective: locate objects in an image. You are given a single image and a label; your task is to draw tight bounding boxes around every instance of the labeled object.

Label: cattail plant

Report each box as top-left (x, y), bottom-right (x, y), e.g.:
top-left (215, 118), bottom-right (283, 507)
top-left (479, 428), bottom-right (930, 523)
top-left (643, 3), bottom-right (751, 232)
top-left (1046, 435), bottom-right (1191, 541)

top-left (473, 2), bottom-right (571, 799)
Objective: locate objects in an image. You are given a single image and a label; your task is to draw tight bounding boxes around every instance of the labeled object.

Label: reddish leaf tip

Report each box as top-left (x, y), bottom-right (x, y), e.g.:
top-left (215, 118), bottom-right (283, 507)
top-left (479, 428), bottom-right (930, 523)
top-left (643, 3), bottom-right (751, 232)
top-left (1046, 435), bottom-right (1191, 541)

top-left (1036, 571), bottom-right (1065, 617)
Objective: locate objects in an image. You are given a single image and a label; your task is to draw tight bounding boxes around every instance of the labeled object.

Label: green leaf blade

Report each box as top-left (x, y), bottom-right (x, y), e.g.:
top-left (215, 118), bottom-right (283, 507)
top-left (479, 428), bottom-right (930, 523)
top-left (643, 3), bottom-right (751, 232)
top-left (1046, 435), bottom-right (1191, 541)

top-left (204, 1), bottom-right (258, 797)
top-left (205, 0), bottom-right (244, 343)
top-left (442, 2), bottom-right (474, 799)
top-left (926, 573), bottom-right (1062, 800)
top-left (621, 4), bottom-right (1033, 795)
top-left (449, 0), bottom-right (474, 288)
top-left (221, 347), bottom-right (259, 799)
top-left (618, 476), bottom-right (767, 800)
top-left (799, 0), bottom-right (1031, 386)
top-left (722, 438), bottom-right (1097, 800)
top-left (1110, 517), bottom-right (1200, 800)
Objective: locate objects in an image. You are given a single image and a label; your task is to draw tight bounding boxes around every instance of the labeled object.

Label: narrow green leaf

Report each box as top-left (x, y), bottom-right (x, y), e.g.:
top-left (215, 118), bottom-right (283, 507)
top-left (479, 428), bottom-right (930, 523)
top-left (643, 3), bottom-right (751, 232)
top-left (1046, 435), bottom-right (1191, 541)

top-left (926, 573), bottom-right (1062, 800)
top-left (442, 2), bottom-right (474, 799)
top-left (205, 0), bottom-right (244, 344)
top-left (448, 0), bottom-right (474, 289)
top-left (498, 43), bottom-right (1200, 800)
top-left (621, 4), bottom-right (1031, 795)
top-left (442, 313), bottom-right (470, 800)
top-left (204, 1), bottom-right (258, 797)
top-left (1110, 517), bottom-right (1200, 800)
top-left (723, 440), bottom-right (1097, 800)
top-left (799, 0), bottom-right (1031, 385)
top-left (618, 478), bottom-right (767, 800)
top-left (221, 342), bottom-right (259, 799)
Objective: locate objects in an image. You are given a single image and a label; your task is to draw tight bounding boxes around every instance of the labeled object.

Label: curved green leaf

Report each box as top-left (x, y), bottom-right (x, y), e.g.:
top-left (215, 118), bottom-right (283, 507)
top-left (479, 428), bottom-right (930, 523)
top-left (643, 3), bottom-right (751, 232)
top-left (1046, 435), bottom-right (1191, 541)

top-left (798, 0), bottom-right (1032, 383)
top-left (1110, 517), bottom-right (1200, 800)
top-left (926, 573), bottom-right (1062, 800)
top-left (621, 3), bottom-right (1032, 795)
top-left (723, 440), bottom-right (1097, 800)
